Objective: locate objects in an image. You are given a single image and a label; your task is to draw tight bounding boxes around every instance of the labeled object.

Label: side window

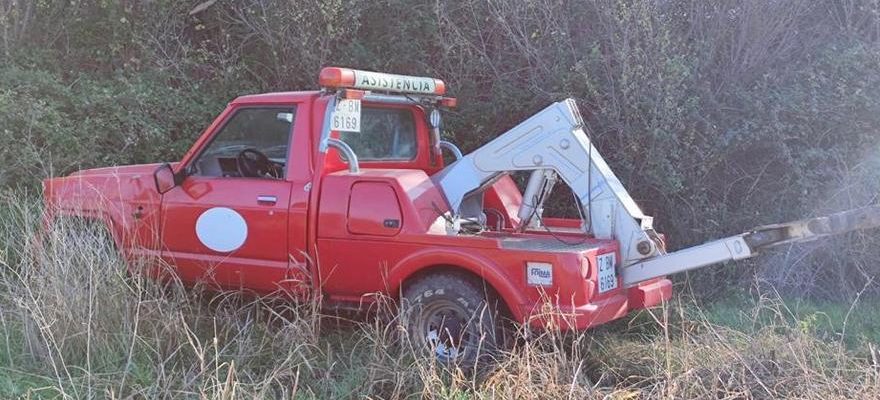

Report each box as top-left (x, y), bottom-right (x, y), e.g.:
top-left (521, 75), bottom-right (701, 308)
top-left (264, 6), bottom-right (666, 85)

top-left (339, 107), bottom-right (416, 161)
top-left (191, 107), bottom-right (296, 178)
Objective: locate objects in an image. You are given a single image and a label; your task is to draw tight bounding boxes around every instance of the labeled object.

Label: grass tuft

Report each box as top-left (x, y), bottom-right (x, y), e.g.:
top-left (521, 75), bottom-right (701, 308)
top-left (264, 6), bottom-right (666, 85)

top-left (1, 192), bottom-right (879, 399)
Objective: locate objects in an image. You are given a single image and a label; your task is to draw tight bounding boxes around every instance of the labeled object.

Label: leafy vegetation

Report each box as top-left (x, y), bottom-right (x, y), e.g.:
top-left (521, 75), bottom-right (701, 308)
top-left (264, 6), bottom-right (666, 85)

top-left (1, 0), bottom-right (880, 397)
top-left (3, 0), bottom-right (879, 297)
top-left (0, 66), bottom-right (227, 186)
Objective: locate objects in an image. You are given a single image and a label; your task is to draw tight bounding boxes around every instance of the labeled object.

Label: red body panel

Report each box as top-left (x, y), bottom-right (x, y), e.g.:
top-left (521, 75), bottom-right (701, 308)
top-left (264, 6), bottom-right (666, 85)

top-left (44, 163), bottom-right (166, 255)
top-left (42, 89), bottom-right (672, 330)
top-left (159, 177), bottom-right (292, 292)
top-left (347, 182), bottom-right (403, 236)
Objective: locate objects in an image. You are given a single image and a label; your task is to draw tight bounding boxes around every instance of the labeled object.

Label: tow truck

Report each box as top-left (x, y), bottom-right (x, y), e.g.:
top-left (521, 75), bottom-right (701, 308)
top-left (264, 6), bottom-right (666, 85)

top-left (43, 67), bottom-right (880, 366)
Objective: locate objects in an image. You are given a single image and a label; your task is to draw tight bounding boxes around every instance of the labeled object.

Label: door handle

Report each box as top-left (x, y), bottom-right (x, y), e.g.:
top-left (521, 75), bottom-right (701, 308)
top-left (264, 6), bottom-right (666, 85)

top-left (257, 195), bottom-right (277, 204)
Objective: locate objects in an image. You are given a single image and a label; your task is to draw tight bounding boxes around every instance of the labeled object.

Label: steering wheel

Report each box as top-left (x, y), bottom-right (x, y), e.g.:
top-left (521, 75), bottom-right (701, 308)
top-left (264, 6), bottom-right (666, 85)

top-left (236, 148), bottom-right (272, 178)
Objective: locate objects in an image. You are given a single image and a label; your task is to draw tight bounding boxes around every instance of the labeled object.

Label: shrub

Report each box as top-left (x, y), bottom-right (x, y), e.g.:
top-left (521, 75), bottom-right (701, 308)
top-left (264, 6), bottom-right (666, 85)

top-left (0, 66), bottom-right (227, 187)
top-left (2, 0), bottom-right (880, 297)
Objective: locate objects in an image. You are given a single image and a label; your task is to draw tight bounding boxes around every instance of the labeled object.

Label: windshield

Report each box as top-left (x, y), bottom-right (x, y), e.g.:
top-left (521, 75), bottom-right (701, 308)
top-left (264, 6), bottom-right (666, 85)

top-left (339, 106), bottom-right (417, 161)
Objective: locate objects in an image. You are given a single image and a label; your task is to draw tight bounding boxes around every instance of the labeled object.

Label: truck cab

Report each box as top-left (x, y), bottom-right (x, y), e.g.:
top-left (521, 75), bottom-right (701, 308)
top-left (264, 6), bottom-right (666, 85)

top-left (43, 67), bottom-right (673, 366)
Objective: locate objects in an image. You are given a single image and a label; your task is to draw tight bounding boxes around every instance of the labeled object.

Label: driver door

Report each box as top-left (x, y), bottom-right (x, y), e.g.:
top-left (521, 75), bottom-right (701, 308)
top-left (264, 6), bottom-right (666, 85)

top-left (159, 106), bottom-right (295, 293)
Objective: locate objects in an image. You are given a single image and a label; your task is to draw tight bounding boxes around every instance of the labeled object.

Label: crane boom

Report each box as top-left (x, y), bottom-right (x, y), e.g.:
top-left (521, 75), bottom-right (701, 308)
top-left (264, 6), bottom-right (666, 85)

top-left (433, 98), bottom-right (880, 285)
top-left (433, 99), bottom-right (662, 265)
top-left (623, 205), bottom-right (880, 284)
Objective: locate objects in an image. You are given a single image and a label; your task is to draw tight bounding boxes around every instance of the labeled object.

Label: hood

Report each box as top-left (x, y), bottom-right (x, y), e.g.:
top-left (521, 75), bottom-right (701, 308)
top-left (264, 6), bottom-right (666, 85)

top-left (68, 162), bottom-right (176, 178)
top-left (43, 162), bottom-right (173, 214)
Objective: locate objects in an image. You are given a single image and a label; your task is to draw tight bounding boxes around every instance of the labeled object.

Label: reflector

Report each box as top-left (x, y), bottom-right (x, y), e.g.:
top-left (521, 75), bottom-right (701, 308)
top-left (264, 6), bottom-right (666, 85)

top-left (439, 97), bottom-right (457, 108)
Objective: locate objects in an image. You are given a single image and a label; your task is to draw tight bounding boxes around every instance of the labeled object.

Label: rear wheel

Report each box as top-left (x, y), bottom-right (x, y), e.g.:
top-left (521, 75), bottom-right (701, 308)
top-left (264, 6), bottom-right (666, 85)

top-left (401, 273), bottom-right (501, 368)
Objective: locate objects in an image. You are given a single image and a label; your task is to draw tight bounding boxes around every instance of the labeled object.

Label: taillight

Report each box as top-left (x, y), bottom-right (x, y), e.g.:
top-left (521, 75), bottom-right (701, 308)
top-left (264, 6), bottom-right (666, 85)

top-left (580, 256), bottom-right (590, 279)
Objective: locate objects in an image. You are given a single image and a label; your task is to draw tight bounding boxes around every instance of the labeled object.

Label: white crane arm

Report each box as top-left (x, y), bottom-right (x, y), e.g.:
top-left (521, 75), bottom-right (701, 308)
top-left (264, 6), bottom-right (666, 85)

top-left (433, 99), bottom-right (662, 264)
top-left (623, 205), bottom-right (880, 285)
top-left (434, 99), bottom-right (880, 285)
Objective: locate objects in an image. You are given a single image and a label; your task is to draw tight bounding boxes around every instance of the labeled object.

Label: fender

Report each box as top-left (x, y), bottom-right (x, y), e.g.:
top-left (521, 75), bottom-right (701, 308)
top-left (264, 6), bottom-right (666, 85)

top-left (52, 206), bottom-right (126, 252)
top-left (388, 248), bottom-right (528, 321)
top-left (44, 166), bottom-right (164, 257)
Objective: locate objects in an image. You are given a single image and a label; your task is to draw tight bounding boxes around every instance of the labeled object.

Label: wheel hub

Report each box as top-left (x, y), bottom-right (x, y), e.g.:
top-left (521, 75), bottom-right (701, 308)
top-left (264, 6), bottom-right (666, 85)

top-left (422, 304), bottom-right (470, 361)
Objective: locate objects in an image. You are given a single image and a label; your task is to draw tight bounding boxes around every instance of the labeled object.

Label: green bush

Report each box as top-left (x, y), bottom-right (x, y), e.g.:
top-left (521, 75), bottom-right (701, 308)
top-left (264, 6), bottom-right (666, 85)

top-left (0, 66), bottom-right (227, 187)
top-left (1, 0), bottom-right (879, 298)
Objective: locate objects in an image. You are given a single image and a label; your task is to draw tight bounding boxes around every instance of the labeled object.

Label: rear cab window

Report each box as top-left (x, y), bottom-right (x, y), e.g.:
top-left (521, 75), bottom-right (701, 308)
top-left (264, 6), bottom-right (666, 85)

top-left (325, 98), bottom-right (441, 174)
top-left (338, 105), bottom-right (419, 163)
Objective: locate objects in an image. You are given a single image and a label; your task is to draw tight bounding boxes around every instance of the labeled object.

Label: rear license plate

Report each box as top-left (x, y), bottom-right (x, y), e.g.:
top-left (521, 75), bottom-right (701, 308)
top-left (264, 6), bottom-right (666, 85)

top-left (597, 253), bottom-right (618, 293)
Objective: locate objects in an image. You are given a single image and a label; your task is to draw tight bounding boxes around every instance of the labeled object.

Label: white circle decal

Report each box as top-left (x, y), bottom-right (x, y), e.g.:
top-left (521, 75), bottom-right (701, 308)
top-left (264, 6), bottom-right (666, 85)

top-left (195, 207), bottom-right (248, 252)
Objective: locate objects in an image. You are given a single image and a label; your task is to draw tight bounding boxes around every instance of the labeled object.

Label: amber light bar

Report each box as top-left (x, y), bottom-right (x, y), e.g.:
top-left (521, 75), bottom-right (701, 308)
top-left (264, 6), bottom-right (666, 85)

top-left (319, 67), bottom-right (446, 96)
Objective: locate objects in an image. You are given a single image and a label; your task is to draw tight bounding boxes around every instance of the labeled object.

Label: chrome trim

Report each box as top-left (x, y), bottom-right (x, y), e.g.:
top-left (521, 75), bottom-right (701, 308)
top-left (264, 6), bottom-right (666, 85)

top-left (439, 140), bottom-right (463, 160)
top-left (327, 138), bottom-right (360, 173)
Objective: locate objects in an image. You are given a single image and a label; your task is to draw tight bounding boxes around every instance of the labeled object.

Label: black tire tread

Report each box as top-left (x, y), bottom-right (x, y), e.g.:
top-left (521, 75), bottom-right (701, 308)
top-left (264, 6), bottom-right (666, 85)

top-left (401, 271), bottom-right (500, 368)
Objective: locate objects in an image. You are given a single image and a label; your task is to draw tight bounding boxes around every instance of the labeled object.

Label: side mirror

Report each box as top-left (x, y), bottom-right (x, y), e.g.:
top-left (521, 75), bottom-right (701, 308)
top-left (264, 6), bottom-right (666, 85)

top-left (153, 163), bottom-right (177, 194)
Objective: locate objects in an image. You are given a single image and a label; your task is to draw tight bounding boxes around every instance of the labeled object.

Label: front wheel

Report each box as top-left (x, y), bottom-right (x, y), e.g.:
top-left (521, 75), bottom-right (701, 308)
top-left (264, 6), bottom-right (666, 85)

top-left (401, 273), bottom-right (501, 368)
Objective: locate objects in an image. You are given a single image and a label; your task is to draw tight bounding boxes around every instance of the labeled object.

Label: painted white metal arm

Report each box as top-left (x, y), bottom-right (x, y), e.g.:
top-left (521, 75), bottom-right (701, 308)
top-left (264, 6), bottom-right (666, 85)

top-left (623, 205), bottom-right (880, 286)
top-left (433, 98), bottom-right (662, 264)
top-left (622, 235), bottom-right (753, 285)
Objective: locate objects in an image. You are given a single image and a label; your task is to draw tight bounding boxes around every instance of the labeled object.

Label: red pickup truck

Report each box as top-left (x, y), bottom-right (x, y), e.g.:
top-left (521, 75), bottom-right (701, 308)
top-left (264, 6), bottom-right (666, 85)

top-left (41, 67), bottom-right (679, 365)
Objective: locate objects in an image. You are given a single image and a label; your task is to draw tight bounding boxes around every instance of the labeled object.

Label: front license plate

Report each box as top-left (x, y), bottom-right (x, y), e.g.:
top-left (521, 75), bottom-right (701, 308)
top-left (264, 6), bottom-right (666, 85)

top-left (597, 253), bottom-right (618, 293)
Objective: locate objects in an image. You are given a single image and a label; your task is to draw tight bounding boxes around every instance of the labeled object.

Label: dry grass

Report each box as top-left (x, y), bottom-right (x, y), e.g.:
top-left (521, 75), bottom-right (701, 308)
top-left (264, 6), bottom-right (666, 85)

top-left (1, 192), bottom-right (879, 399)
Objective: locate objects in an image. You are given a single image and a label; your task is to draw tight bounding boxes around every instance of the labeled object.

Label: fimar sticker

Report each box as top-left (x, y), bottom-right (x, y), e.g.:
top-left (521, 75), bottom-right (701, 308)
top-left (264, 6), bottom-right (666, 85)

top-left (332, 99), bottom-right (361, 132)
top-left (526, 262), bottom-right (553, 287)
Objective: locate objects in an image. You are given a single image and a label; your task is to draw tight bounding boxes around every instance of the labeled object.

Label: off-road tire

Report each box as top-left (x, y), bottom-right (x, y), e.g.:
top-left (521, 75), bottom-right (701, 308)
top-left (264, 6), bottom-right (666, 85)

top-left (401, 272), bottom-right (501, 369)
